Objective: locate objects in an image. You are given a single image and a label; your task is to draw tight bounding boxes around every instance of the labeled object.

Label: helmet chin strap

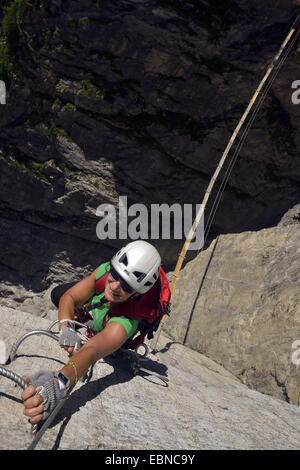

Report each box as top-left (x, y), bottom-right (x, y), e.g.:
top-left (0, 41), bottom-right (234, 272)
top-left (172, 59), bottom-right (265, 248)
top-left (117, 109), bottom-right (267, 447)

top-left (128, 292), bottom-right (142, 301)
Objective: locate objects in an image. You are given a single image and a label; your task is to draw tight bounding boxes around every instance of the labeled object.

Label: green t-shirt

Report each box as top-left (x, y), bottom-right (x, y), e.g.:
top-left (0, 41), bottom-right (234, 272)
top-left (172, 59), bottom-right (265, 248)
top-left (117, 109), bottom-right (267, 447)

top-left (89, 262), bottom-right (139, 339)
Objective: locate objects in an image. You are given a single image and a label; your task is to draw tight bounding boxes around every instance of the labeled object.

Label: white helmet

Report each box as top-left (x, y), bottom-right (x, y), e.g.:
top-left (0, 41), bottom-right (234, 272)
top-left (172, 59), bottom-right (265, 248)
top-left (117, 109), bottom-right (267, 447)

top-left (111, 240), bottom-right (161, 294)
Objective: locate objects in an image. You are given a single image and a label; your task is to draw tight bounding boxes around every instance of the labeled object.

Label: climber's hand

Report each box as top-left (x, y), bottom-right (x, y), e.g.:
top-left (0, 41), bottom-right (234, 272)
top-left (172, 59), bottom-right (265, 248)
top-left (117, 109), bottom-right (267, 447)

top-left (59, 326), bottom-right (82, 355)
top-left (21, 376), bottom-right (44, 425)
top-left (21, 371), bottom-right (67, 425)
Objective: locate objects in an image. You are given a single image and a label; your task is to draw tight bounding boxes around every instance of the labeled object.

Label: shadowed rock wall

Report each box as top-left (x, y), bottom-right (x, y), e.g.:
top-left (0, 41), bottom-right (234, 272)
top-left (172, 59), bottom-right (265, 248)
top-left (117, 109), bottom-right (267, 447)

top-left (0, 0), bottom-right (299, 304)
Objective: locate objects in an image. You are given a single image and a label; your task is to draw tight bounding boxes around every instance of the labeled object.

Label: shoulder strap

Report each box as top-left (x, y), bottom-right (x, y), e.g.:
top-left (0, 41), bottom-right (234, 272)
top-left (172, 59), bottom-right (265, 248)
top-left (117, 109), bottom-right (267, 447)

top-left (102, 267), bottom-right (171, 350)
top-left (105, 267), bottom-right (170, 323)
top-left (86, 296), bottom-right (108, 312)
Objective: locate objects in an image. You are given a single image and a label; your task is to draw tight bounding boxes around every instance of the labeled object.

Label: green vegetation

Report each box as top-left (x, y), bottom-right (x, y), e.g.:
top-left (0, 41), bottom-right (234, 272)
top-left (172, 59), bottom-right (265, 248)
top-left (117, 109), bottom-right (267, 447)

top-left (79, 16), bottom-right (89, 25)
top-left (53, 28), bottom-right (60, 40)
top-left (78, 78), bottom-right (96, 98)
top-left (40, 123), bottom-right (71, 140)
top-left (0, 0), bottom-right (31, 84)
top-left (2, 0), bottom-right (21, 39)
top-left (0, 43), bottom-right (14, 83)
top-left (66, 18), bottom-right (78, 28)
top-left (7, 150), bottom-right (58, 183)
top-left (62, 102), bottom-right (76, 112)
top-left (54, 98), bottom-right (62, 106)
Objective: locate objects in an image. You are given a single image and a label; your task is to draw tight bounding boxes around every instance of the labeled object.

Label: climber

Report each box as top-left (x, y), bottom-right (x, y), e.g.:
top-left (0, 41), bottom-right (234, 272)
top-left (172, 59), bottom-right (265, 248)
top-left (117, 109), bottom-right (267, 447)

top-left (21, 240), bottom-right (167, 425)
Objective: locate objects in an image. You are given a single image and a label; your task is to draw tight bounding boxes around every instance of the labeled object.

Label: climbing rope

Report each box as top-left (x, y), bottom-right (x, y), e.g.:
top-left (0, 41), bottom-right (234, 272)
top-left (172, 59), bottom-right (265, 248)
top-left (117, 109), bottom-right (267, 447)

top-left (202, 20), bottom-right (300, 249)
top-left (2, 10), bottom-right (299, 450)
top-left (151, 13), bottom-right (300, 352)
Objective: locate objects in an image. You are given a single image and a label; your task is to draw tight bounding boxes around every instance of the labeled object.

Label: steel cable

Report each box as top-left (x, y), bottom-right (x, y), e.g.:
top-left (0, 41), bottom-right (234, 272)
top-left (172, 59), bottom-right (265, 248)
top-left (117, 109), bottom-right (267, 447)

top-left (0, 365), bottom-right (27, 389)
top-left (9, 330), bottom-right (59, 362)
top-left (0, 366), bottom-right (37, 435)
top-left (202, 26), bottom-right (300, 249)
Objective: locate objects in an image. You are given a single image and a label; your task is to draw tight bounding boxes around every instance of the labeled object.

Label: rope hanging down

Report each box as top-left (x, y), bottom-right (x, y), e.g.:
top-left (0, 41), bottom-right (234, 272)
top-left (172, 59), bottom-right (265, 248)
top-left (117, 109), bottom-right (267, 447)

top-left (151, 14), bottom-right (300, 352)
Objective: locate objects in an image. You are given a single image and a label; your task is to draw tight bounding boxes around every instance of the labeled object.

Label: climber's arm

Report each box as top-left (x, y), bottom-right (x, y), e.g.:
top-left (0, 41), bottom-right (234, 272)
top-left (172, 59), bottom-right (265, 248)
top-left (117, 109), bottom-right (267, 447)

top-left (58, 267), bottom-right (98, 329)
top-left (60, 321), bottom-right (128, 380)
top-left (21, 321), bottom-right (128, 424)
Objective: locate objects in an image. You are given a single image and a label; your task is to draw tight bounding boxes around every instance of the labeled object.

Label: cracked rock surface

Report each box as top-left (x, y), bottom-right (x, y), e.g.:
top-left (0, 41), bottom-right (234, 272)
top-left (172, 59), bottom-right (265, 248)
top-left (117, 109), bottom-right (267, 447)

top-left (1, 307), bottom-right (300, 450)
top-left (166, 206), bottom-right (300, 405)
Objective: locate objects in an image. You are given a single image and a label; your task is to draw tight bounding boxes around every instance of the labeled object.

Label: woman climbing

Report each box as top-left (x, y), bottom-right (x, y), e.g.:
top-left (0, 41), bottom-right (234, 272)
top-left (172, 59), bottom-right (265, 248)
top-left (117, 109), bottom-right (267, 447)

top-left (21, 240), bottom-right (169, 425)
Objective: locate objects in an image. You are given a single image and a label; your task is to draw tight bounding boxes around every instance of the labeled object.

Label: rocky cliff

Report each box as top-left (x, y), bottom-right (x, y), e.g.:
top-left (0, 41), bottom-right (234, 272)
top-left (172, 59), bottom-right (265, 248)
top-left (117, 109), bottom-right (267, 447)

top-left (166, 204), bottom-right (300, 405)
top-left (0, 0), bottom-right (300, 306)
top-left (1, 307), bottom-right (300, 450)
top-left (0, 0), bottom-right (300, 434)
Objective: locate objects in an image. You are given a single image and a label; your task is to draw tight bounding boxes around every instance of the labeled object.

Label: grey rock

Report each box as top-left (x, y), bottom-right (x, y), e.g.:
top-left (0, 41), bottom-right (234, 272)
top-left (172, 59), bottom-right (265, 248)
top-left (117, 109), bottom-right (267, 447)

top-left (1, 307), bottom-right (300, 449)
top-left (165, 218), bottom-right (300, 404)
top-left (278, 204), bottom-right (300, 227)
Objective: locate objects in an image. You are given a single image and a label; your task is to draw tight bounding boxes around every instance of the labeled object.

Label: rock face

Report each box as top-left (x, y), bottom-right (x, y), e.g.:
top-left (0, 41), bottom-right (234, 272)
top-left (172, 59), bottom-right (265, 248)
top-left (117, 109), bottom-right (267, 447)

top-left (1, 307), bottom-right (300, 450)
top-left (165, 205), bottom-right (300, 405)
top-left (0, 0), bottom-right (300, 435)
top-left (0, 0), bottom-right (300, 306)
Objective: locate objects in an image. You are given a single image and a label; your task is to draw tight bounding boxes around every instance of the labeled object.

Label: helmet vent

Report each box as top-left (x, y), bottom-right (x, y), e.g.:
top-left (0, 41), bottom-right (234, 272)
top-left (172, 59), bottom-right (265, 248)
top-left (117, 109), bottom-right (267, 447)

top-left (134, 271), bottom-right (146, 282)
top-left (119, 253), bottom-right (128, 266)
top-left (111, 241), bottom-right (161, 294)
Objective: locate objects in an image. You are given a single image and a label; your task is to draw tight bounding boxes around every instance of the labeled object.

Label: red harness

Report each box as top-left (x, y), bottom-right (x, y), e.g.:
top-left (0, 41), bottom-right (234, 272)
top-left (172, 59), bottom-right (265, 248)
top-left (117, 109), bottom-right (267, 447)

top-left (95, 267), bottom-right (171, 349)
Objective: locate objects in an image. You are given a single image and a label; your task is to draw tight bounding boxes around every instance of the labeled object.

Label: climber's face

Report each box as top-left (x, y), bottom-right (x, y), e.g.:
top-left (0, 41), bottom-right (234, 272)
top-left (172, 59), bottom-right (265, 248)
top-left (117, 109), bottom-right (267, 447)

top-left (105, 269), bottom-right (135, 303)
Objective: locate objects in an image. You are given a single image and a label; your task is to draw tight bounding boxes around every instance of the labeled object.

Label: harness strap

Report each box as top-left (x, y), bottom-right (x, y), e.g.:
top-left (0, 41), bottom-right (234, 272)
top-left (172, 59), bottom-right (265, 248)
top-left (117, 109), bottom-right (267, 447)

top-left (85, 297), bottom-right (109, 312)
top-left (87, 262), bottom-right (171, 350)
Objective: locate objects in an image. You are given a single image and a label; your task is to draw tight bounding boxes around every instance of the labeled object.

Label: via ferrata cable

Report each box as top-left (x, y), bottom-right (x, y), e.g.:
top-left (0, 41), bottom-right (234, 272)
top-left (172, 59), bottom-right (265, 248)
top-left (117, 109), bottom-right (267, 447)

top-left (151, 14), bottom-right (300, 352)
